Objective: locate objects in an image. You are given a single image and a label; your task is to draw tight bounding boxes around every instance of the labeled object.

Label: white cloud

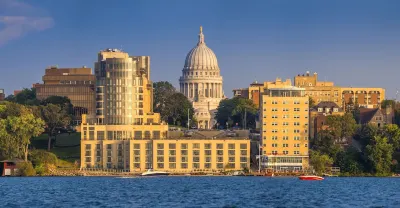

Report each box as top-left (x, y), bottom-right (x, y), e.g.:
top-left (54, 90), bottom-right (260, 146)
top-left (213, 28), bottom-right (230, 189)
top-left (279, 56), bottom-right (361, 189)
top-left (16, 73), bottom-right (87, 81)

top-left (0, 0), bottom-right (54, 47)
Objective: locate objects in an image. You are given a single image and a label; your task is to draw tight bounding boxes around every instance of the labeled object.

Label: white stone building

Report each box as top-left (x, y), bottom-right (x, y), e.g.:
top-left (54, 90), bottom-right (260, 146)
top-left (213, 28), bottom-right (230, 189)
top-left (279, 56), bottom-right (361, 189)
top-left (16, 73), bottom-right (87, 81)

top-left (179, 27), bottom-right (224, 129)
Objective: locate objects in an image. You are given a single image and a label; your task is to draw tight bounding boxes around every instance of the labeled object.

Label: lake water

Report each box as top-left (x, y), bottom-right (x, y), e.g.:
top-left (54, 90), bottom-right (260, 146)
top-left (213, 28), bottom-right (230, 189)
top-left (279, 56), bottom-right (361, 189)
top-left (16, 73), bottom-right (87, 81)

top-left (0, 177), bottom-right (399, 207)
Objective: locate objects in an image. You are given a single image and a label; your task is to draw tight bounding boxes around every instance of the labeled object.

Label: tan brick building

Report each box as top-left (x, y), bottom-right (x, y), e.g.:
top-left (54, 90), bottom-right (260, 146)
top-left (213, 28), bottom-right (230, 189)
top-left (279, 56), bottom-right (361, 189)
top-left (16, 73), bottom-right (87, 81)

top-left (234, 71), bottom-right (385, 109)
top-left (260, 83), bottom-right (309, 171)
top-left (294, 71), bottom-right (384, 108)
top-left (33, 66), bottom-right (96, 124)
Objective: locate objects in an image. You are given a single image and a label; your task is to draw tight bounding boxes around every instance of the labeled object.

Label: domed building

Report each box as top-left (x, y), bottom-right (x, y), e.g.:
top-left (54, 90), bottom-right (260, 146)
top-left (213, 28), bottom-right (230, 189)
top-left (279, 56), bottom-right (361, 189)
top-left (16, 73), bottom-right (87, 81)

top-left (179, 26), bottom-right (224, 129)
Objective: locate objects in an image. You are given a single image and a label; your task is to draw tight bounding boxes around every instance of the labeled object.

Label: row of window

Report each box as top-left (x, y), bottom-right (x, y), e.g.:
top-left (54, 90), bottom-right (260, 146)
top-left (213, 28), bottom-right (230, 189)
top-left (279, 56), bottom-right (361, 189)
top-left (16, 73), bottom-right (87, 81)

top-left (264, 115), bottom-right (307, 119)
top-left (82, 130), bottom-right (162, 140)
top-left (268, 101), bottom-right (308, 105)
top-left (183, 71), bottom-right (219, 76)
top-left (156, 143), bottom-right (247, 150)
top-left (155, 162), bottom-right (247, 169)
top-left (268, 122), bottom-right (306, 126)
top-left (264, 108), bottom-right (308, 112)
top-left (266, 136), bottom-right (308, 140)
top-left (270, 143), bottom-right (307, 148)
top-left (266, 150), bottom-right (302, 155)
top-left (269, 129), bottom-right (306, 133)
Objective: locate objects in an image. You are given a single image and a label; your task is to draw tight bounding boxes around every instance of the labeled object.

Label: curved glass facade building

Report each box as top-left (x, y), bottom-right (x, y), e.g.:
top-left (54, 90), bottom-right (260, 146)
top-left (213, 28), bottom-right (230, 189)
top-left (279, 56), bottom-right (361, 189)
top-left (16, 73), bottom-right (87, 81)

top-left (94, 49), bottom-right (152, 125)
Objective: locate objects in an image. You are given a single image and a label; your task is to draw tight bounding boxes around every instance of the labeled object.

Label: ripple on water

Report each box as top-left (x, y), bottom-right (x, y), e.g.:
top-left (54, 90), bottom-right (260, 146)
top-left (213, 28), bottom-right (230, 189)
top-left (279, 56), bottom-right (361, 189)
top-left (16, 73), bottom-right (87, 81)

top-left (0, 177), bottom-right (399, 207)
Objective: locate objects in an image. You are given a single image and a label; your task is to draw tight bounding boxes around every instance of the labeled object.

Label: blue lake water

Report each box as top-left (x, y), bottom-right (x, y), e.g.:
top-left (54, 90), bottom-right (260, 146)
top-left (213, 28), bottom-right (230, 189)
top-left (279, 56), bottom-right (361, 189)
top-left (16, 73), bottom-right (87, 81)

top-left (0, 177), bottom-right (399, 207)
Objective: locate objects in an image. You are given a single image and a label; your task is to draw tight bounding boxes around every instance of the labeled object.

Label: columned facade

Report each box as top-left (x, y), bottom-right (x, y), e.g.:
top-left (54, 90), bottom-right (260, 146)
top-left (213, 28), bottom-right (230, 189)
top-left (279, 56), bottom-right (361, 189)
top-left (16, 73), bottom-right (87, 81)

top-left (179, 26), bottom-right (224, 129)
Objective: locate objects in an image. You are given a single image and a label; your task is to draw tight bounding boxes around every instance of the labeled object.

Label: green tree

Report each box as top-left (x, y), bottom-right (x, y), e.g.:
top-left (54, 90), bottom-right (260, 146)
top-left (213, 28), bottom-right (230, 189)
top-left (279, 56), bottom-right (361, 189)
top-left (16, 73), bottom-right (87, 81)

top-left (231, 97), bottom-right (257, 129)
top-left (311, 130), bottom-right (341, 157)
top-left (14, 88), bottom-right (40, 105)
top-left (39, 104), bottom-right (71, 151)
top-left (164, 93), bottom-right (194, 127)
top-left (335, 148), bottom-right (364, 175)
top-left (354, 124), bottom-right (379, 147)
top-left (366, 136), bottom-right (393, 175)
top-left (29, 149), bottom-right (58, 167)
top-left (41, 96), bottom-right (74, 116)
top-left (381, 99), bottom-right (396, 109)
top-left (310, 150), bottom-right (333, 175)
top-left (0, 102), bottom-right (45, 161)
top-left (153, 81), bottom-right (176, 121)
top-left (16, 162), bottom-right (36, 176)
top-left (382, 124), bottom-right (400, 151)
top-left (215, 99), bottom-right (237, 128)
top-left (215, 97), bottom-right (257, 129)
top-left (309, 97), bottom-right (316, 108)
top-left (325, 113), bottom-right (357, 143)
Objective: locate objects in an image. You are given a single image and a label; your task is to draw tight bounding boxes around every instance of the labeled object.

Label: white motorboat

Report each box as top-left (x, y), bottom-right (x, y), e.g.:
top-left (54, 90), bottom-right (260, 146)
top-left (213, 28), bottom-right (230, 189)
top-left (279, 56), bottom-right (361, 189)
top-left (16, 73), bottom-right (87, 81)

top-left (141, 169), bottom-right (169, 176)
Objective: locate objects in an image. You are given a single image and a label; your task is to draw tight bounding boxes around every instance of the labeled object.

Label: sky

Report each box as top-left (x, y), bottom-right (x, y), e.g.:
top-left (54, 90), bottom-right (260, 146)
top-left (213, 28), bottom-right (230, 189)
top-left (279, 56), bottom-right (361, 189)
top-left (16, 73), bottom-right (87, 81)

top-left (0, 0), bottom-right (399, 98)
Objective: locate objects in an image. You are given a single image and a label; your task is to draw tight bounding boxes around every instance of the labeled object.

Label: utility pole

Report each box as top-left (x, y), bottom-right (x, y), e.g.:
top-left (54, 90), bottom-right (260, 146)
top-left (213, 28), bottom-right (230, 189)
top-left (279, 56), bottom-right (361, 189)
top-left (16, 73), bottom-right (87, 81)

top-left (244, 108), bottom-right (247, 130)
top-left (187, 108), bottom-right (190, 129)
top-left (258, 143), bottom-right (261, 173)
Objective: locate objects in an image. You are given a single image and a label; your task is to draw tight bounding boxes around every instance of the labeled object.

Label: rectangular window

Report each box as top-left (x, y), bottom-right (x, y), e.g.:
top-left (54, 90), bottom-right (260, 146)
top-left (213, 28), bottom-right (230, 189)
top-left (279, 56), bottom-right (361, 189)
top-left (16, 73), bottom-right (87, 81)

top-left (157, 143), bottom-right (164, 149)
top-left (181, 144), bottom-right (188, 149)
top-left (181, 163), bottom-right (188, 169)
top-left (205, 163), bottom-right (211, 169)
top-left (217, 144), bottom-right (223, 149)
top-left (204, 143), bottom-right (211, 149)
top-left (193, 163), bottom-right (200, 169)
top-left (134, 144), bottom-right (140, 149)
top-left (157, 163), bottom-right (164, 169)
top-left (97, 131), bottom-right (105, 140)
top-left (169, 143), bottom-right (176, 149)
top-left (193, 143), bottom-right (200, 149)
top-left (169, 163), bottom-right (176, 169)
top-left (134, 131), bottom-right (142, 139)
top-left (240, 144), bottom-right (247, 149)
top-left (228, 144), bottom-right (235, 149)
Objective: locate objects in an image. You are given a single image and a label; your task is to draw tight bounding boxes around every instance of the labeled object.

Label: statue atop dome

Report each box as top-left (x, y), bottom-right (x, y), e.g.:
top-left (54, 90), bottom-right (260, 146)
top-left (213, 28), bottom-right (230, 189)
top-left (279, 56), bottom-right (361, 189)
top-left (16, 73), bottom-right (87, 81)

top-left (198, 26), bottom-right (205, 45)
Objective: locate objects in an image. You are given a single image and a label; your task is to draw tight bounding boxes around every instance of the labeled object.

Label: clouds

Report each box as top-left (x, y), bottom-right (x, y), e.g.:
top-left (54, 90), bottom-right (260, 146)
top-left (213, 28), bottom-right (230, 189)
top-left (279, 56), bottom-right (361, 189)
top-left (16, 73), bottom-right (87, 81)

top-left (0, 0), bottom-right (54, 47)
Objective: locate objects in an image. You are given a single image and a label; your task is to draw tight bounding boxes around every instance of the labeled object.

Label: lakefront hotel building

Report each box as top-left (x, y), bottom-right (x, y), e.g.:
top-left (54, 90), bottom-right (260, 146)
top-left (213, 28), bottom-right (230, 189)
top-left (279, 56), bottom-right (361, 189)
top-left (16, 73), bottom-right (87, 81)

top-left (80, 48), bottom-right (250, 173)
top-left (260, 79), bottom-right (309, 171)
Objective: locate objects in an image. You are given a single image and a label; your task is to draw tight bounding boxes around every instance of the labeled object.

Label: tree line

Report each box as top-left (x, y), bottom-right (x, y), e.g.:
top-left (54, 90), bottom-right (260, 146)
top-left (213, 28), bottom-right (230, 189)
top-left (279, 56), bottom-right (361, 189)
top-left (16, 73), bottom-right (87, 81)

top-left (1, 88), bottom-right (71, 158)
top-left (310, 112), bottom-right (400, 176)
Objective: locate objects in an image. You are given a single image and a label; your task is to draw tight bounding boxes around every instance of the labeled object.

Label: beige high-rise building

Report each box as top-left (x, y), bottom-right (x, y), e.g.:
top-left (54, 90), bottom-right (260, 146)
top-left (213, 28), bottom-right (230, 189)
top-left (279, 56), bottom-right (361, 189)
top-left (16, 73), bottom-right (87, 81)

top-left (260, 81), bottom-right (309, 171)
top-left (81, 49), bottom-right (250, 173)
top-left (81, 49), bottom-right (168, 170)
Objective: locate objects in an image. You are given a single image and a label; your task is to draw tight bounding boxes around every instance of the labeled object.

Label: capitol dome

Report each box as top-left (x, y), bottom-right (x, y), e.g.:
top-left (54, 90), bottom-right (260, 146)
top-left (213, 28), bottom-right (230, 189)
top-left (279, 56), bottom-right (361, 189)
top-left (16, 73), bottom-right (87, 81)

top-left (184, 26), bottom-right (219, 70)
